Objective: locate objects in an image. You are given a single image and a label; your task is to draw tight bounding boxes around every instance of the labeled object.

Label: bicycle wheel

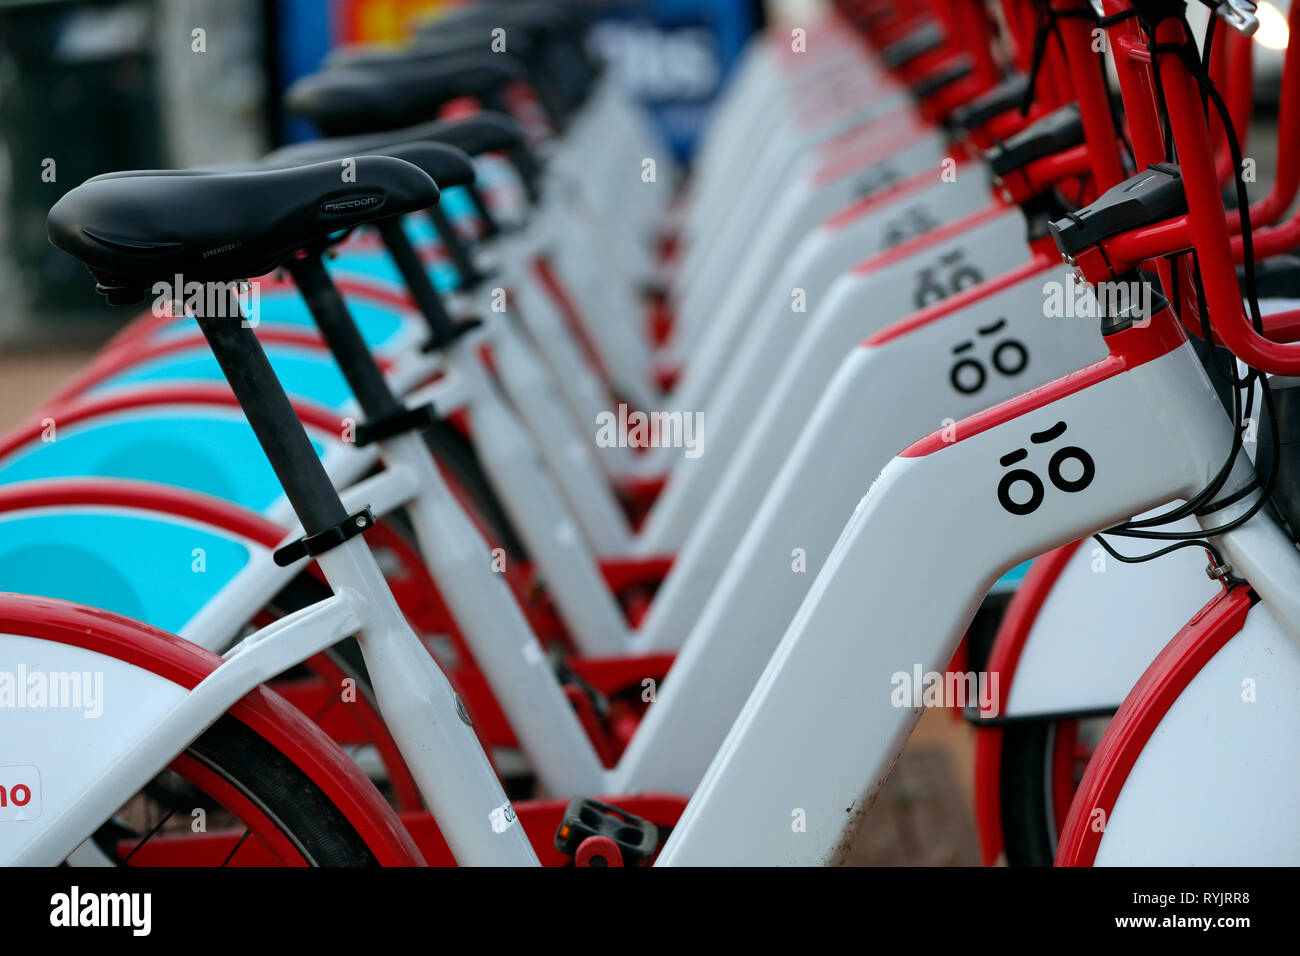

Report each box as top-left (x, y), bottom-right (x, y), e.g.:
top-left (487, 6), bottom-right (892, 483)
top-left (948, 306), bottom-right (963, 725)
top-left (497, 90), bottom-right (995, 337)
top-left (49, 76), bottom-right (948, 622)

top-left (75, 714), bottom-right (379, 866)
top-left (999, 715), bottom-right (1110, 867)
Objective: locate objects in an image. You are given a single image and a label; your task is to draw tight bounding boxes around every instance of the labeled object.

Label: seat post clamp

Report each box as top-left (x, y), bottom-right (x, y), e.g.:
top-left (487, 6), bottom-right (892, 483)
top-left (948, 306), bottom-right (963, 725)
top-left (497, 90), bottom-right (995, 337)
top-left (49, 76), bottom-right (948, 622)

top-left (273, 507), bottom-right (377, 567)
top-left (354, 403), bottom-right (440, 447)
top-left (420, 316), bottom-right (482, 354)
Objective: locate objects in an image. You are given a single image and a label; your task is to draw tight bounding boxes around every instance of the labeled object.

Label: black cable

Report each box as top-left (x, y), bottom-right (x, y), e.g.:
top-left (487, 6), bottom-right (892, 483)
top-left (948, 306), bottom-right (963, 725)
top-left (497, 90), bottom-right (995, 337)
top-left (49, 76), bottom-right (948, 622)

top-left (1092, 532), bottom-right (1227, 569)
top-left (1020, 5), bottom-right (1056, 116)
top-left (1092, 17), bottom-right (1280, 560)
top-left (1201, 13), bottom-right (1217, 81)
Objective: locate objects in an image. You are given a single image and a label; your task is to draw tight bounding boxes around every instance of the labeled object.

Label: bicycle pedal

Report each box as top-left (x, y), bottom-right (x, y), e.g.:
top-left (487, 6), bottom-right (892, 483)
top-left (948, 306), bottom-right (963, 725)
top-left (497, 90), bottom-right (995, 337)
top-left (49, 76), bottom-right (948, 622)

top-left (554, 798), bottom-right (658, 867)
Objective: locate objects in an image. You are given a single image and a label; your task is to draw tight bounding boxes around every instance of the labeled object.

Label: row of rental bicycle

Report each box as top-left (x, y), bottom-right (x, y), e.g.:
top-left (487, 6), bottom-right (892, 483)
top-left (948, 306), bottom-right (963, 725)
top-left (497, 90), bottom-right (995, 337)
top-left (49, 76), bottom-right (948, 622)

top-left (1, 0), bottom-right (1297, 865)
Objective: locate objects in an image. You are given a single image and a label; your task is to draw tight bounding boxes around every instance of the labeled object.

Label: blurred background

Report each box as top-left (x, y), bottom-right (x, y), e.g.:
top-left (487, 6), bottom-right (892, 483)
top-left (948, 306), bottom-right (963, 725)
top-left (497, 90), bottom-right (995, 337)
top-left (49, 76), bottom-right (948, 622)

top-left (0, 0), bottom-right (770, 347)
top-left (1, 0), bottom-right (1287, 348)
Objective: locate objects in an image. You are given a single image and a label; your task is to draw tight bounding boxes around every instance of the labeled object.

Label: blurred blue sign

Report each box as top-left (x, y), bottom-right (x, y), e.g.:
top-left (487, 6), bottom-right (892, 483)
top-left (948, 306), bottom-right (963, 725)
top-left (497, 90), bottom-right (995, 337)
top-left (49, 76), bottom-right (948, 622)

top-left (587, 0), bottom-right (757, 162)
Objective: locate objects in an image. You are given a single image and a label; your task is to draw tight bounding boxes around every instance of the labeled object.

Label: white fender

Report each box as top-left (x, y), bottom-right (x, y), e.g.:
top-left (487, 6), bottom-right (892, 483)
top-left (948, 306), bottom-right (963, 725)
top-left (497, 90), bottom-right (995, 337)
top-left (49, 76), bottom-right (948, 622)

top-left (1004, 518), bottom-right (1221, 718)
top-left (1090, 599), bottom-right (1300, 864)
top-left (0, 633), bottom-right (188, 862)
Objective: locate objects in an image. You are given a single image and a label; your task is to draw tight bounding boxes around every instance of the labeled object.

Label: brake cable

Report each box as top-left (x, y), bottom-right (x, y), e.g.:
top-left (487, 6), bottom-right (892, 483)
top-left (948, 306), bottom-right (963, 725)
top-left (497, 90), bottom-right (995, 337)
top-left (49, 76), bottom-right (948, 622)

top-left (1088, 10), bottom-right (1280, 564)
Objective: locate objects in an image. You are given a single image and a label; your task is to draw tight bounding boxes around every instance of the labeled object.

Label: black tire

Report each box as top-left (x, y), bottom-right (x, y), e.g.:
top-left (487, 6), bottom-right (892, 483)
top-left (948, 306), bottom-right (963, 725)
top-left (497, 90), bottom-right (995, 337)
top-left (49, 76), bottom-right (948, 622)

top-left (1000, 715), bottom-right (1110, 867)
top-left (999, 720), bottom-right (1057, 867)
top-left (98, 714), bottom-right (379, 866)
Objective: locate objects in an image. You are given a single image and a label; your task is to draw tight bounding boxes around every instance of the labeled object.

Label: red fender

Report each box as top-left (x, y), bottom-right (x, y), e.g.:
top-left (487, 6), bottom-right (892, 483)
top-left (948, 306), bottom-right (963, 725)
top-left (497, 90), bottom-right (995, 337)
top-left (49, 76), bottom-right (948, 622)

top-left (0, 477), bottom-right (616, 767)
top-left (0, 592), bottom-right (425, 865)
top-left (43, 329), bottom-right (395, 410)
top-left (0, 476), bottom-right (287, 544)
top-left (0, 384), bottom-right (348, 463)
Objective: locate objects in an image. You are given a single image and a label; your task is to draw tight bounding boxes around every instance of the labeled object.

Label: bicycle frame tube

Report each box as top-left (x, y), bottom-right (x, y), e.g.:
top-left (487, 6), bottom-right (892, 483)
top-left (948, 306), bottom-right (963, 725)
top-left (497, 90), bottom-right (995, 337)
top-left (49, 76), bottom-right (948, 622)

top-left (179, 463), bottom-right (422, 650)
top-left (313, 537), bottom-right (540, 864)
top-left (612, 261), bottom-right (1108, 794)
top-left (1092, 9), bottom-right (1300, 369)
top-left (656, 304), bottom-right (1300, 864)
top-left (438, 331), bottom-right (633, 657)
top-left (373, 429), bottom-right (611, 795)
top-left (175, 392), bottom-right (611, 797)
top-left (635, 205), bottom-right (1034, 638)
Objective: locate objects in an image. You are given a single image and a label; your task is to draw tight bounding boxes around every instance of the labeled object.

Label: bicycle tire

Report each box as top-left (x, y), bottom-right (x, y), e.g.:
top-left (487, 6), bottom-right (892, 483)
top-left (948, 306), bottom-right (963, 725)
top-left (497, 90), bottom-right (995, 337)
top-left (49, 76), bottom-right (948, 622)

top-left (96, 714), bottom-right (380, 867)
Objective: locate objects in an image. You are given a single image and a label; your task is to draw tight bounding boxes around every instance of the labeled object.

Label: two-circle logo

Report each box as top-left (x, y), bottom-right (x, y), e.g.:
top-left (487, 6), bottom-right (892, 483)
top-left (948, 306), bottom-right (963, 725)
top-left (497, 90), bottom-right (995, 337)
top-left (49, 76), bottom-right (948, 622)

top-left (949, 318), bottom-right (1028, 395)
top-left (997, 420), bottom-right (1095, 516)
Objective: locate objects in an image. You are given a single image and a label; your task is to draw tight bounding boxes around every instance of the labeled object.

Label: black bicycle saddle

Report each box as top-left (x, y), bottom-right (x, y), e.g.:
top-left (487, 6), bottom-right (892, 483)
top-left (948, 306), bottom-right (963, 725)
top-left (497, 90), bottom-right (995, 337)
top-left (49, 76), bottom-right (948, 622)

top-left (274, 114), bottom-right (533, 195)
top-left (332, 113), bottom-right (527, 163)
top-left (90, 140), bottom-right (475, 191)
top-left (48, 156), bottom-right (438, 303)
top-left (274, 114), bottom-right (533, 201)
top-left (264, 139), bottom-right (475, 189)
top-left (285, 53), bottom-right (528, 136)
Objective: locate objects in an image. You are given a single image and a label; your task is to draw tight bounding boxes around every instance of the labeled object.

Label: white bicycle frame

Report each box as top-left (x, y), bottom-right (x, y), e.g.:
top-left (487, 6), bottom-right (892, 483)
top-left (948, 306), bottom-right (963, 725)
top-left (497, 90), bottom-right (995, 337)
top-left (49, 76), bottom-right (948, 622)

top-left (378, 192), bottom-right (1052, 669)
top-left (669, 95), bottom-right (933, 368)
top-left (656, 305), bottom-right (1300, 864)
top-left (613, 259), bottom-right (1109, 791)
top-left (635, 203), bottom-right (1033, 640)
top-left (674, 40), bottom-right (903, 314)
top-left (189, 254), bottom-right (1114, 807)
top-left (505, 39), bottom-right (916, 448)
top-left (632, 174), bottom-right (1008, 555)
top-left (23, 295), bottom-right (1271, 869)
top-left (47, 186), bottom-right (1053, 795)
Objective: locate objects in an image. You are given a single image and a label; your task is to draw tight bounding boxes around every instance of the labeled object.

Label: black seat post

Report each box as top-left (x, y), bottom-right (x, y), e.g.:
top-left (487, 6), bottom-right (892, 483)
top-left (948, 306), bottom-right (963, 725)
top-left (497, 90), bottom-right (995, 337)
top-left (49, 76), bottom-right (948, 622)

top-left (192, 289), bottom-right (350, 539)
top-left (300, 225), bottom-right (529, 558)
top-left (427, 205), bottom-right (487, 290)
top-left (285, 249), bottom-right (406, 423)
top-left (373, 218), bottom-right (463, 342)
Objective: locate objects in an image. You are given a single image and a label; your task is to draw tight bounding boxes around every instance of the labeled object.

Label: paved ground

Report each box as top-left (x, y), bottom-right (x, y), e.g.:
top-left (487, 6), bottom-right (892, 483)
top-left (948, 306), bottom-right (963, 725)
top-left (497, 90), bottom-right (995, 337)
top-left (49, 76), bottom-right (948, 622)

top-left (0, 350), bottom-right (97, 430)
top-left (845, 710), bottom-right (981, 865)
